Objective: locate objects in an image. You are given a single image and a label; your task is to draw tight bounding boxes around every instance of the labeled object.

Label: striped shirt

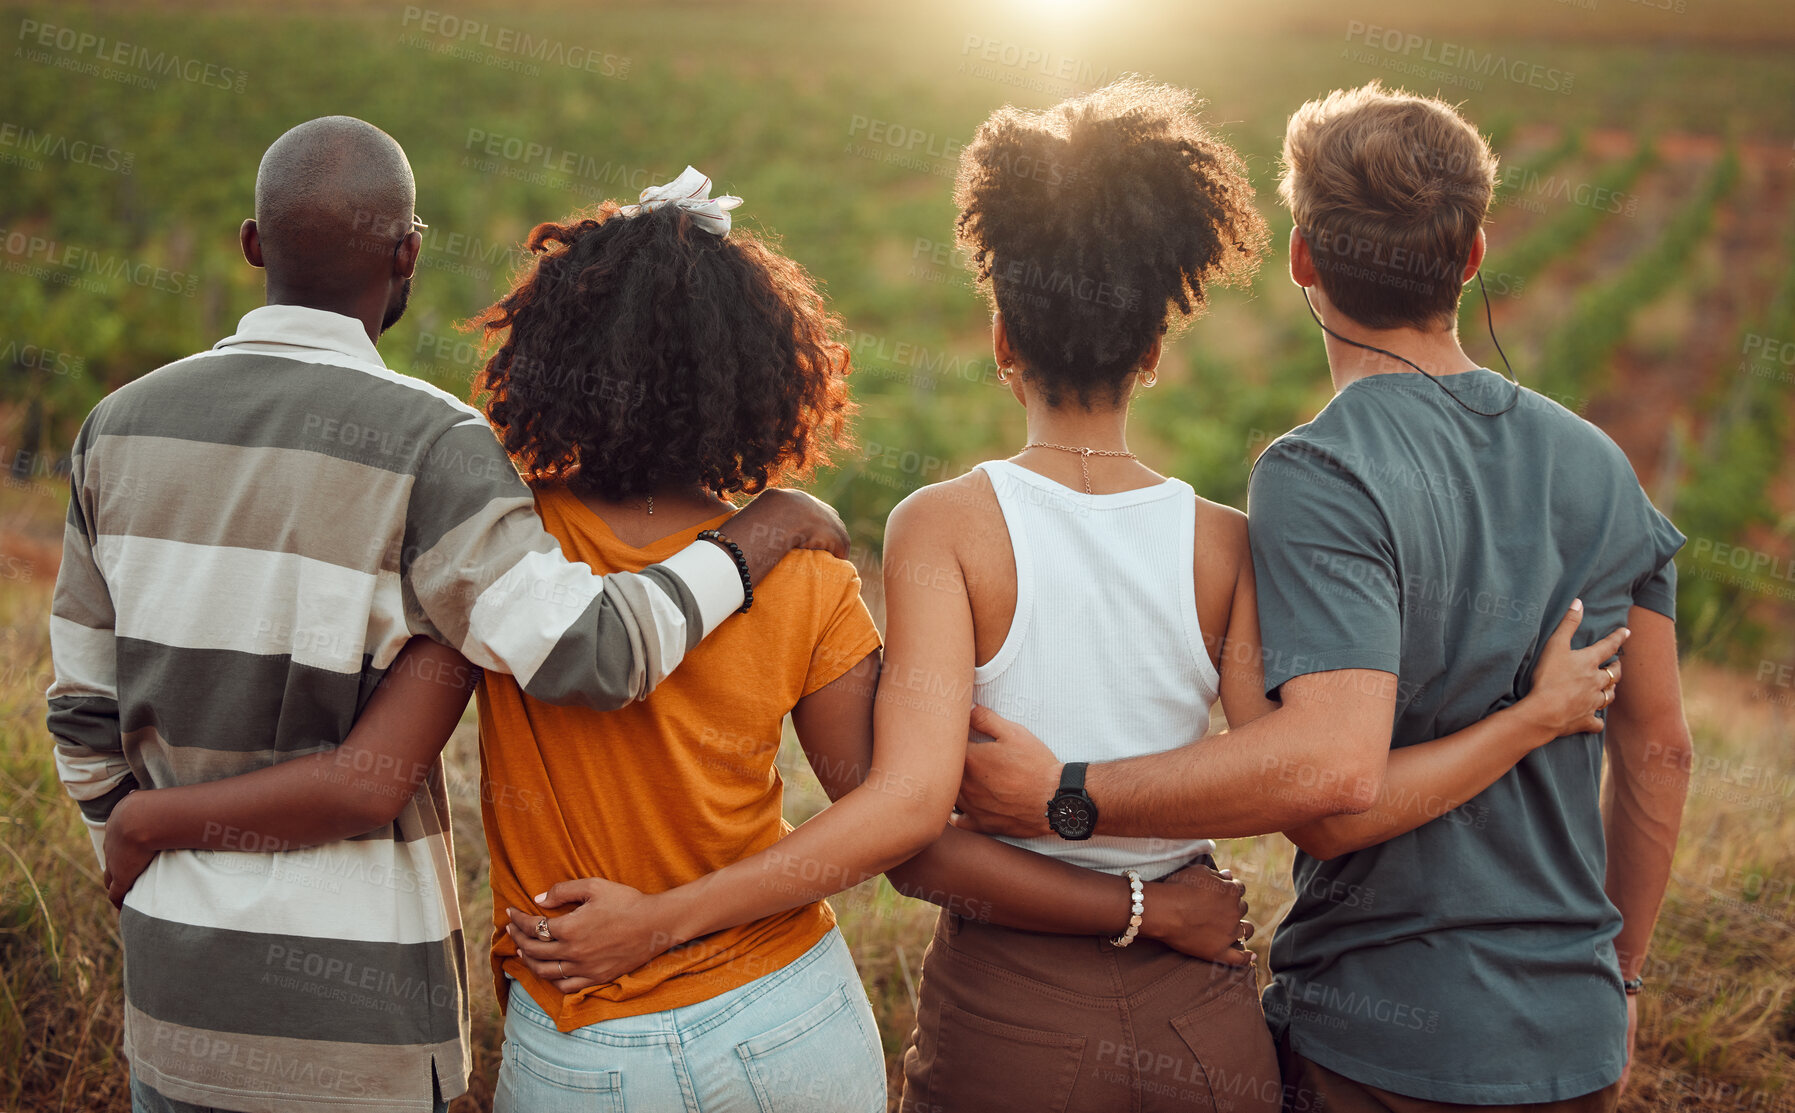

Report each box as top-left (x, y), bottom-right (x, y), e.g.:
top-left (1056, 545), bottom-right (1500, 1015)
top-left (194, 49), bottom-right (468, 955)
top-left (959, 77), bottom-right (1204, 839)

top-left (45, 305), bottom-right (744, 1112)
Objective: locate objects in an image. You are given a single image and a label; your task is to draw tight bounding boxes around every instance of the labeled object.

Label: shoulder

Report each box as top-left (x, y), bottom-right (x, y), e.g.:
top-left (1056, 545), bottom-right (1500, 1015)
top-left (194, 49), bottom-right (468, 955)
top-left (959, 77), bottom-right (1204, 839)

top-left (1193, 489), bottom-right (1249, 559)
top-left (1250, 425), bottom-right (1354, 492)
top-left (86, 351), bottom-right (214, 419)
top-left (1191, 491), bottom-right (1250, 619)
top-left (885, 468), bottom-right (997, 547)
top-left (1534, 393), bottom-right (1628, 461)
top-left (1194, 493), bottom-right (1247, 541)
top-left (764, 546), bottom-right (869, 599)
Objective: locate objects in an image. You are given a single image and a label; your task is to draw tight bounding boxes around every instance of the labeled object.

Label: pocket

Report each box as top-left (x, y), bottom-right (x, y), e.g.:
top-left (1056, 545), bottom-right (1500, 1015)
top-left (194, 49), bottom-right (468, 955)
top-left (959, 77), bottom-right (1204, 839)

top-left (1169, 967), bottom-right (1282, 1113)
top-left (495, 1037), bottom-right (627, 1113)
top-left (926, 1000), bottom-right (1086, 1113)
top-left (738, 983), bottom-right (885, 1113)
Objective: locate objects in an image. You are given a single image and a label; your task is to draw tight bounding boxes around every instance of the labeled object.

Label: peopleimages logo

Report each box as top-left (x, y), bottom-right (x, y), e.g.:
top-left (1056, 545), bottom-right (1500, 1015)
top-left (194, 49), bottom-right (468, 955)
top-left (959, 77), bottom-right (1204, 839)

top-left (398, 6), bottom-right (629, 77)
top-left (1343, 21), bottom-right (1574, 94)
top-left (16, 19), bottom-right (247, 92)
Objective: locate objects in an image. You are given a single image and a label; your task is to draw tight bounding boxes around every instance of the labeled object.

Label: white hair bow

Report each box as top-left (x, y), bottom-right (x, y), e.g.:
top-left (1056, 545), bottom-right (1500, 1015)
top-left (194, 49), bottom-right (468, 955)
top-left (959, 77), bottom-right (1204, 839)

top-left (620, 166), bottom-right (742, 236)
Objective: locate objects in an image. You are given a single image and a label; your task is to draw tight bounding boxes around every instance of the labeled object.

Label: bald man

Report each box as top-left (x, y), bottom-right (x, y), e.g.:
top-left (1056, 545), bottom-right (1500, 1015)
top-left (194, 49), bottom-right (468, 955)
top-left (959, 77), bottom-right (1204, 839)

top-left (47, 116), bottom-right (850, 1113)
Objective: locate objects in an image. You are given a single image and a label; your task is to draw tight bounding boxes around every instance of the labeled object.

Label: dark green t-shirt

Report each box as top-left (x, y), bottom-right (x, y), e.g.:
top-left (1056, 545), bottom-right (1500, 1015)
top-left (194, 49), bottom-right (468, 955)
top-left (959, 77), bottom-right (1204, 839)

top-left (1251, 369), bottom-right (1683, 1103)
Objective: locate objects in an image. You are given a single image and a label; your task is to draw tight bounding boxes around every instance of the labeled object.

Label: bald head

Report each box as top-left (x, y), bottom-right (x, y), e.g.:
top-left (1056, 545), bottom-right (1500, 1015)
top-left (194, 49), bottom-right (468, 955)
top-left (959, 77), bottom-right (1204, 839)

top-left (253, 116), bottom-right (416, 296)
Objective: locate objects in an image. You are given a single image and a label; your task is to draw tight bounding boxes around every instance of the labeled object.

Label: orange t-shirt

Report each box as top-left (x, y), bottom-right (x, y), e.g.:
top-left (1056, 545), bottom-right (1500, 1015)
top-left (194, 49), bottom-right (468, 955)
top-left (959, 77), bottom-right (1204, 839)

top-left (477, 486), bottom-right (882, 1031)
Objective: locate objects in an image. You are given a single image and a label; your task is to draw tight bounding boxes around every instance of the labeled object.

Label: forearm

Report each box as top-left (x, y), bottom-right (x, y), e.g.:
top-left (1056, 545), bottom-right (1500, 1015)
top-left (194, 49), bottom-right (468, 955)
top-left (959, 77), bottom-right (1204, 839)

top-left (887, 825), bottom-right (1139, 936)
top-left (1604, 727), bottom-right (1691, 978)
top-left (1086, 719), bottom-right (1369, 839)
top-left (1072, 670), bottom-right (1394, 840)
top-left (1285, 705), bottom-right (1549, 858)
top-left (655, 781), bottom-right (945, 945)
top-left (113, 748), bottom-right (415, 856)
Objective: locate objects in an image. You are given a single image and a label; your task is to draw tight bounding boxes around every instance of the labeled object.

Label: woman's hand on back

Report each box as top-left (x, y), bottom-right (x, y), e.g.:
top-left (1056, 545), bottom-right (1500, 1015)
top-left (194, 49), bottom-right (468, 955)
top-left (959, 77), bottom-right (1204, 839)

top-left (1141, 863), bottom-right (1254, 967)
top-left (1515, 600), bottom-right (1630, 743)
top-left (503, 879), bottom-right (677, 993)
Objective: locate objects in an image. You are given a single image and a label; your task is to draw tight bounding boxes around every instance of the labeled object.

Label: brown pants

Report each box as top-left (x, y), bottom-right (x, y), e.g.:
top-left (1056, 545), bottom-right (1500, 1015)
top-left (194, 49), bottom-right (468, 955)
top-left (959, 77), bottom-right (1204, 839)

top-left (1276, 1035), bottom-right (1621, 1113)
top-left (899, 911), bottom-right (1282, 1113)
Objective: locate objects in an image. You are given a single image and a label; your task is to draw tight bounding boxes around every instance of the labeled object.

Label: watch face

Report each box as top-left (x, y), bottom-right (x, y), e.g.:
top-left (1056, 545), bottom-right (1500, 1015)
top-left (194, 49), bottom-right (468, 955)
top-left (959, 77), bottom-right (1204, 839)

top-left (1047, 794), bottom-right (1095, 840)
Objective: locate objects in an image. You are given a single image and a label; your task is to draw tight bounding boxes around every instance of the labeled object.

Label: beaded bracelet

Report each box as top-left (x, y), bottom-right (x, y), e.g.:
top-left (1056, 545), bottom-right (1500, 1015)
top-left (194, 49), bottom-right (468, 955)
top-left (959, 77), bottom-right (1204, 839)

top-left (1110, 869), bottom-right (1144, 948)
top-left (696, 529), bottom-right (754, 614)
top-left (1621, 976), bottom-right (1644, 996)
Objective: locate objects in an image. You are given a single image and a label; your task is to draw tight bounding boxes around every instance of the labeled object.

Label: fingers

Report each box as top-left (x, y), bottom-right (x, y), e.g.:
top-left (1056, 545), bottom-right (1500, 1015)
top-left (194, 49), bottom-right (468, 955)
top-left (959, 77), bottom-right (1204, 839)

top-left (821, 519), bottom-right (850, 559)
top-left (968, 704), bottom-right (1011, 739)
top-left (789, 490), bottom-right (850, 557)
top-left (1584, 625), bottom-right (1631, 666)
top-left (1240, 920), bottom-right (1257, 943)
top-left (1547, 599), bottom-right (1585, 650)
top-left (536, 880), bottom-right (594, 909)
top-left (511, 946), bottom-right (589, 988)
top-left (949, 811), bottom-right (984, 833)
top-left (1213, 939), bottom-right (1253, 967)
top-left (503, 909), bottom-right (570, 959)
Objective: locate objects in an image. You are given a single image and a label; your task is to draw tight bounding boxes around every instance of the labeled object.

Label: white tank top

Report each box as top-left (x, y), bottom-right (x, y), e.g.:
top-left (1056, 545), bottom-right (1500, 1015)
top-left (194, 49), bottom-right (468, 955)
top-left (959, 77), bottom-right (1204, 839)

top-left (974, 459), bottom-right (1220, 879)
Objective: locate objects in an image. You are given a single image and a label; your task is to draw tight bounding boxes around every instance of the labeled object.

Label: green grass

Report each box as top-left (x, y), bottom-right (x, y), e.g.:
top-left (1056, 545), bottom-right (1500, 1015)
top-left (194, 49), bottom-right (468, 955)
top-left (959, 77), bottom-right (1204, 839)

top-left (4, 2), bottom-right (1795, 1108)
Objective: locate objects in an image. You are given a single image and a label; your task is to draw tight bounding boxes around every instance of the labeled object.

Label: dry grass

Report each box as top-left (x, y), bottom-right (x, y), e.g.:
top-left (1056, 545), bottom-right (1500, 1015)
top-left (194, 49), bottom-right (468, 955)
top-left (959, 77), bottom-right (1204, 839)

top-left (1, 477), bottom-right (1790, 1111)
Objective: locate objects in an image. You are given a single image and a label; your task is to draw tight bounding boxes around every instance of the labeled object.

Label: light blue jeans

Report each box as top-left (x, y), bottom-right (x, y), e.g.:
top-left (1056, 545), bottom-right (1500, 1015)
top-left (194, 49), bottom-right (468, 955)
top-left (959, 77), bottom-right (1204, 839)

top-left (495, 928), bottom-right (886, 1113)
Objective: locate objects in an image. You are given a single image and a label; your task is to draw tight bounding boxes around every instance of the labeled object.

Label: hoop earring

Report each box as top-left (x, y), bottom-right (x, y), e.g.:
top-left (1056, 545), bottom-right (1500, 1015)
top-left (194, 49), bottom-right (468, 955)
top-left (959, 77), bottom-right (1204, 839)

top-left (996, 364), bottom-right (1014, 385)
top-left (1138, 368), bottom-right (1157, 388)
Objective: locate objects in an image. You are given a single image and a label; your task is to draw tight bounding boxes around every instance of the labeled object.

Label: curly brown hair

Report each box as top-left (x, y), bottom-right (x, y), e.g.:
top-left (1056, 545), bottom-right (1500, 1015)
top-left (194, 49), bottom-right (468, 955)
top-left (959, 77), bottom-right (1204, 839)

top-left (468, 200), bottom-right (852, 500)
top-left (954, 78), bottom-right (1268, 408)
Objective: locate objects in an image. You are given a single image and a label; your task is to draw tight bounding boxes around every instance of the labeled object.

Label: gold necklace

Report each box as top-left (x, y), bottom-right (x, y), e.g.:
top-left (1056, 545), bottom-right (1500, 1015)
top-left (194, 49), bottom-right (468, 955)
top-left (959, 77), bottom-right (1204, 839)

top-left (1021, 441), bottom-right (1138, 494)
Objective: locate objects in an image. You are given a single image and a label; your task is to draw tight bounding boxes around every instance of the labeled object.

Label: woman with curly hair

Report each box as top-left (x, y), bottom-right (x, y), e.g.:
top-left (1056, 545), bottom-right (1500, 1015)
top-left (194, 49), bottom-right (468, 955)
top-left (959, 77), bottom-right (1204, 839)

top-left (475, 164), bottom-right (1283, 1110)
top-left (456, 170), bottom-right (900, 1111)
top-left (839, 78), bottom-right (1290, 1113)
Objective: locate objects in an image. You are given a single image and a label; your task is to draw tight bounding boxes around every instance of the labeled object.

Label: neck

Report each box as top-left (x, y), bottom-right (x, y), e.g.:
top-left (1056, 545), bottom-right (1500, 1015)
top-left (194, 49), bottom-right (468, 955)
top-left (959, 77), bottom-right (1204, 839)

top-left (1022, 400), bottom-right (1131, 453)
top-left (580, 482), bottom-right (730, 517)
top-left (265, 283), bottom-right (386, 346)
top-left (1309, 297), bottom-right (1480, 393)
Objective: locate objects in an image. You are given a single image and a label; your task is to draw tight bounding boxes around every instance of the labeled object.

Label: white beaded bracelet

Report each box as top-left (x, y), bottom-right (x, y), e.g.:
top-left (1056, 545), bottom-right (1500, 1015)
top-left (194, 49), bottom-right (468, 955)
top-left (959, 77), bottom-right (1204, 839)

top-left (1109, 870), bottom-right (1145, 948)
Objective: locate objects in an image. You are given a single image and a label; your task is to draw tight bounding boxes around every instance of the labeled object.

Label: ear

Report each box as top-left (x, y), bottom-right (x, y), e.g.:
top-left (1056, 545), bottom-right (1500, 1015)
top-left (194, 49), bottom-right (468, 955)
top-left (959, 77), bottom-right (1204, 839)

top-left (992, 311), bottom-right (1014, 368)
top-left (1139, 334), bottom-right (1164, 375)
top-left (1461, 227), bottom-right (1486, 284)
top-left (394, 230), bottom-right (421, 280)
top-left (240, 219), bottom-right (264, 269)
top-left (1289, 226), bottom-right (1319, 288)
top-left (992, 312), bottom-right (1028, 404)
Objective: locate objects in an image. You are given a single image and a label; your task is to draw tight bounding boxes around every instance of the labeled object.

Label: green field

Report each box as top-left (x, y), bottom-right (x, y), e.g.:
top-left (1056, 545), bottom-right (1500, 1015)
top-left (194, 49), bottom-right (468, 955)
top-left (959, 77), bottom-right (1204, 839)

top-left (3, 1), bottom-right (1794, 1110)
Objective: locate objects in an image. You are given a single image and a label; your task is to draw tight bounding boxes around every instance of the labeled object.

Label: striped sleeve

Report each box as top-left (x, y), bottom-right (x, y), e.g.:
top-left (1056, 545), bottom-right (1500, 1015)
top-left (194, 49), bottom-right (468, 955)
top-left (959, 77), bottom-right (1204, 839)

top-left (401, 419), bottom-right (743, 710)
top-left (46, 425), bottom-right (134, 865)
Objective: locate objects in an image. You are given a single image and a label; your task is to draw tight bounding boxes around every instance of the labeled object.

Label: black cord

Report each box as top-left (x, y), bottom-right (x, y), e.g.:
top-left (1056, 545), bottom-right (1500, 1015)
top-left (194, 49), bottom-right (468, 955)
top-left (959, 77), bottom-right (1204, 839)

top-left (1299, 270), bottom-right (1523, 419)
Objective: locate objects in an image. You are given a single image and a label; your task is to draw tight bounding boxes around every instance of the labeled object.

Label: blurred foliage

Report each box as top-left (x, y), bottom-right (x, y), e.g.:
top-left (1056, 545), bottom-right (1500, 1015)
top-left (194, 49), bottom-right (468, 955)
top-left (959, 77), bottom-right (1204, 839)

top-left (0, 2), bottom-right (1791, 657)
top-left (1673, 189), bottom-right (1795, 660)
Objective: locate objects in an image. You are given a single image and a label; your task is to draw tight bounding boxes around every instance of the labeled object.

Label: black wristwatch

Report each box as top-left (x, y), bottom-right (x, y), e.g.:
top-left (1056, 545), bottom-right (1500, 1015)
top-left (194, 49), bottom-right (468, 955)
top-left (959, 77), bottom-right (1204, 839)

top-left (1046, 762), bottom-right (1098, 841)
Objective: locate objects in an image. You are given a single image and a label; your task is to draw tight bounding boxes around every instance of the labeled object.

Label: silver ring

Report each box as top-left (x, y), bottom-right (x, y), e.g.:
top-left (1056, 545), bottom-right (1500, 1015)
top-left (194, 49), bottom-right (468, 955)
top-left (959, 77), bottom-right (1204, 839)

top-left (535, 917), bottom-right (554, 943)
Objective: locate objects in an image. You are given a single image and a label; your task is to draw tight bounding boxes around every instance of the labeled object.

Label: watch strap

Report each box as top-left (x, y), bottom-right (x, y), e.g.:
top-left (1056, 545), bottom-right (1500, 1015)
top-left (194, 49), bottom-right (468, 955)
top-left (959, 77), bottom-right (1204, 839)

top-left (1058, 761), bottom-right (1088, 794)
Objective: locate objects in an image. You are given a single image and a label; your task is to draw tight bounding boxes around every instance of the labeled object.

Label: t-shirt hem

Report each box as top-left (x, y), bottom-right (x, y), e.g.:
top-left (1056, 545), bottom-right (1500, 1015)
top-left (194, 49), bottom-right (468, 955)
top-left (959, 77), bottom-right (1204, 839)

top-left (1263, 645), bottom-right (1403, 697)
top-left (1631, 582), bottom-right (1677, 620)
top-left (1287, 1026), bottom-right (1624, 1104)
top-left (128, 1059), bottom-right (456, 1113)
top-left (799, 629), bottom-right (883, 698)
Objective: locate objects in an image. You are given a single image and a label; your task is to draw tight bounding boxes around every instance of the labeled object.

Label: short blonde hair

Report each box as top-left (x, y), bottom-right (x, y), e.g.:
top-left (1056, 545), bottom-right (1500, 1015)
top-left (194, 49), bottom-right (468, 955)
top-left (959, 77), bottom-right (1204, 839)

top-left (1279, 82), bottom-right (1497, 330)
